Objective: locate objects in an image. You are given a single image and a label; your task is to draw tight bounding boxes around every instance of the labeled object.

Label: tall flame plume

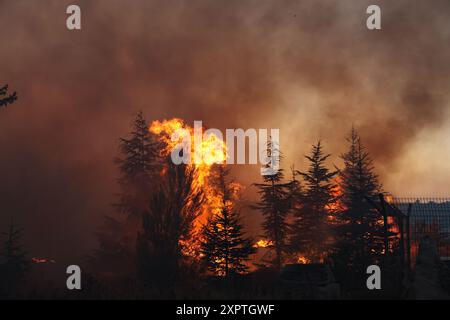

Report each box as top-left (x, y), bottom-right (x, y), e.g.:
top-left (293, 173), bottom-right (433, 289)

top-left (149, 118), bottom-right (231, 227)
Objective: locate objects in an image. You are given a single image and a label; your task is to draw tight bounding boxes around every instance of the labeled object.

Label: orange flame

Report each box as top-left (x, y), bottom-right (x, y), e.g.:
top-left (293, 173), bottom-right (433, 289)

top-left (149, 118), bottom-right (233, 228)
top-left (32, 257), bottom-right (56, 264)
top-left (253, 239), bottom-right (272, 248)
top-left (325, 177), bottom-right (346, 214)
top-left (385, 193), bottom-right (394, 204)
top-left (297, 255), bottom-right (311, 264)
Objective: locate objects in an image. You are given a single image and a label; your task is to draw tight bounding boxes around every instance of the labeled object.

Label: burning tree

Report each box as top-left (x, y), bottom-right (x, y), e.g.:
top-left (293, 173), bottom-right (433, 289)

top-left (290, 141), bottom-right (338, 263)
top-left (201, 166), bottom-right (255, 277)
top-left (137, 160), bottom-right (204, 286)
top-left (333, 128), bottom-right (384, 284)
top-left (149, 118), bottom-right (228, 227)
top-left (134, 118), bottom-right (230, 286)
top-left (0, 84), bottom-right (17, 108)
top-left (0, 220), bottom-right (29, 296)
top-left (253, 140), bottom-right (291, 270)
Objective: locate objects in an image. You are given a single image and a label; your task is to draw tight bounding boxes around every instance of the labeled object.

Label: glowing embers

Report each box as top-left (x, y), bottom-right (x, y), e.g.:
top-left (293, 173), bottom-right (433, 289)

top-left (31, 257), bottom-right (56, 264)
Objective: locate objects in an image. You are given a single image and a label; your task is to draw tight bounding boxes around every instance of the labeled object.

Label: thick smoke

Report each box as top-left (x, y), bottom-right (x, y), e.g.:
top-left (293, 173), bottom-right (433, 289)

top-left (0, 0), bottom-right (449, 258)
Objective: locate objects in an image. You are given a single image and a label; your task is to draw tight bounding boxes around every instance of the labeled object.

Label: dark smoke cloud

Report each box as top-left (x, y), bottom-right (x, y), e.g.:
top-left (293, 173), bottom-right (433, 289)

top-left (0, 0), bottom-right (449, 258)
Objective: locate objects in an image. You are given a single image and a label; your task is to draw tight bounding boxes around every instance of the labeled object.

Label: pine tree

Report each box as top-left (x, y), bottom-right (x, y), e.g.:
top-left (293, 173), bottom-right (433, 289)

top-left (201, 166), bottom-right (255, 277)
top-left (116, 110), bottom-right (161, 216)
top-left (333, 128), bottom-right (384, 284)
top-left (253, 140), bottom-right (290, 270)
top-left (90, 112), bottom-right (161, 276)
top-left (291, 141), bottom-right (337, 262)
top-left (0, 85), bottom-right (17, 108)
top-left (0, 220), bottom-right (29, 296)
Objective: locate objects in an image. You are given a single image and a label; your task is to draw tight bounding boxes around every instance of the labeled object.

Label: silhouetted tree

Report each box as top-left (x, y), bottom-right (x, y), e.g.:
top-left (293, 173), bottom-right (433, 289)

top-left (333, 128), bottom-right (384, 285)
top-left (0, 85), bottom-right (17, 108)
top-left (89, 215), bottom-right (136, 276)
top-left (90, 112), bottom-right (161, 276)
top-left (291, 141), bottom-right (337, 262)
top-left (287, 165), bottom-right (302, 211)
top-left (201, 166), bottom-right (255, 277)
top-left (0, 220), bottom-right (29, 297)
top-left (137, 160), bottom-right (204, 287)
top-left (253, 140), bottom-right (290, 270)
top-left (116, 110), bottom-right (161, 217)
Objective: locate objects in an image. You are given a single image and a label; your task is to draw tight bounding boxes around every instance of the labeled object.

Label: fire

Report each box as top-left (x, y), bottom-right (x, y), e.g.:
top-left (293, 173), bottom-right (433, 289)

top-left (385, 193), bottom-right (394, 204)
top-left (325, 178), bottom-right (345, 214)
top-left (149, 118), bottom-right (231, 225)
top-left (201, 133), bottom-right (227, 165)
top-left (150, 119), bottom-right (239, 259)
top-left (149, 118), bottom-right (227, 167)
top-left (297, 255), bottom-right (311, 264)
top-left (254, 239), bottom-right (272, 248)
top-left (31, 257), bottom-right (56, 264)
top-left (387, 216), bottom-right (399, 234)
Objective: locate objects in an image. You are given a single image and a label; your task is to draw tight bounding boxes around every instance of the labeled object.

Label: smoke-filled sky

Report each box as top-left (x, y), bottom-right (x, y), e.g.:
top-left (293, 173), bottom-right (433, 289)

top-left (0, 0), bottom-right (449, 259)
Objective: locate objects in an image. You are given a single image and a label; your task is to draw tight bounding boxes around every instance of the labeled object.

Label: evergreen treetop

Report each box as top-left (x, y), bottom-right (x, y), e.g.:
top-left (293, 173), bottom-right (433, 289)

top-left (201, 166), bottom-right (255, 277)
top-left (253, 140), bottom-right (290, 269)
